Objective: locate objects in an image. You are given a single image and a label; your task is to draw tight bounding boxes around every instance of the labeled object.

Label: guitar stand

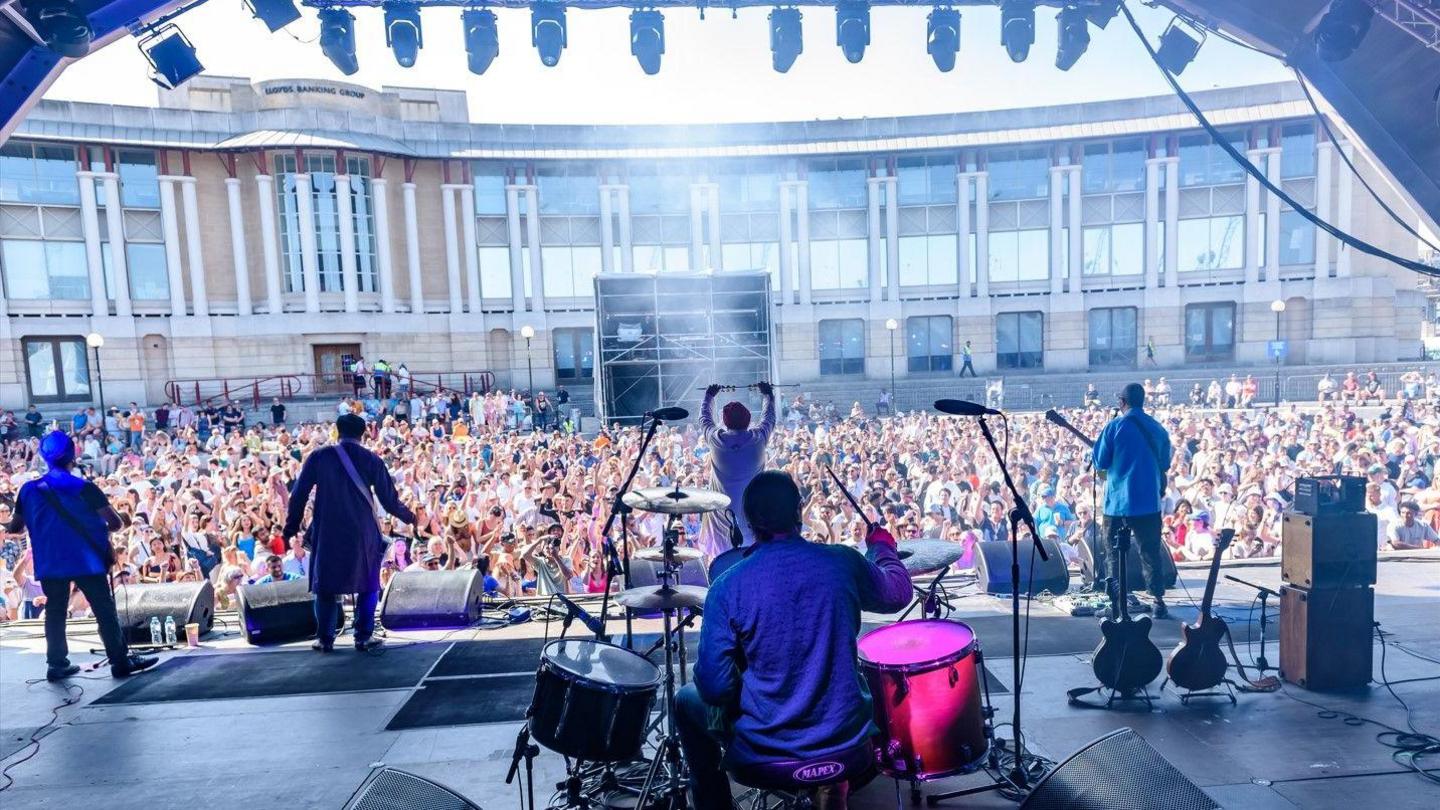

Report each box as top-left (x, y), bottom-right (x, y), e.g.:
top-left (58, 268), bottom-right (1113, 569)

top-left (1066, 683), bottom-right (1157, 712)
top-left (1162, 677), bottom-right (1237, 706)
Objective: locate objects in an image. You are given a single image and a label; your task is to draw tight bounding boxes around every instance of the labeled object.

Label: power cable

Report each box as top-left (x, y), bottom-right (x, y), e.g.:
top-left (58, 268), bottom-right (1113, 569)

top-left (0, 681), bottom-right (85, 792)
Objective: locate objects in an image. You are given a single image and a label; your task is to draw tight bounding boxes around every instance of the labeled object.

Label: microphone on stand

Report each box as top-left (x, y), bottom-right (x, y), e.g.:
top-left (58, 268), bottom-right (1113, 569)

top-left (554, 593), bottom-right (609, 641)
top-left (645, 406), bottom-right (689, 421)
top-left (934, 399), bottom-right (1002, 417)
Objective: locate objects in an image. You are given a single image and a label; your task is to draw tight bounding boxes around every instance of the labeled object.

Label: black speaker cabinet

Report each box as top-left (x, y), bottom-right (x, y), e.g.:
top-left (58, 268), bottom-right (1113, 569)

top-left (1280, 584), bottom-right (1374, 691)
top-left (973, 538), bottom-right (1070, 596)
top-left (237, 579), bottom-right (339, 645)
top-left (1021, 727), bottom-right (1218, 810)
top-left (343, 767), bottom-right (480, 810)
top-left (1281, 512), bottom-right (1377, 589)
top-left (380, 570), bottom-right (485, 630)
top-left (113, 581), bottom-right (214, 644)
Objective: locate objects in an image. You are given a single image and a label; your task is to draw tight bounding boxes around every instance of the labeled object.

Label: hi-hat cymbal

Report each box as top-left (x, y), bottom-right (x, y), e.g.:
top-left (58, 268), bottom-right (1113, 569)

top-left (621, 487), bottom-right (731, 515)
top-left (633, 546), bottom-right (705, 564)
top-left (899, 538), bottom-right (967, 574)
top-left (616, 584), bottom-right (708, 612)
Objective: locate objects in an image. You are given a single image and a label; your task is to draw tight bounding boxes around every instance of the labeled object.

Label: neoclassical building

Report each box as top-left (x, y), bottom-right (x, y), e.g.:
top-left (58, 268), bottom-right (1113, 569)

top-left (0, 76), bottom-right (1427, 411)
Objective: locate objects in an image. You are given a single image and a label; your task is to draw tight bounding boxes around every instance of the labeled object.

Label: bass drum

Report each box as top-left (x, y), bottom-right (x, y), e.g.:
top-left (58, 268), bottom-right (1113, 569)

top-left (529, 639), bottom-right (660, 762)
top-left (858, 620), bottom-right (988, 781)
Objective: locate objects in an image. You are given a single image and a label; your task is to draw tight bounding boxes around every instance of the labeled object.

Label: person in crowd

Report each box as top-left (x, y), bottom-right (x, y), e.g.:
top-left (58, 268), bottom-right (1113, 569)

top-left (1387, 501), bottom-right (1439, 550)
top-left (253, 554), bottom-right (301, 584)
top-left (699, 382), bottom-right (777, 554)
top-left (960, 340), bottom-right (976, 377)
top-left (1317, 373), bottom-right (1338, 402)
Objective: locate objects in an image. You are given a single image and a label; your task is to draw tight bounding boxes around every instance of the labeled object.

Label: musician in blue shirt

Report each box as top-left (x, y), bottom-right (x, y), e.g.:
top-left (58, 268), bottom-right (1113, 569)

top-left (1092, 383), bottom-right (1174, 618)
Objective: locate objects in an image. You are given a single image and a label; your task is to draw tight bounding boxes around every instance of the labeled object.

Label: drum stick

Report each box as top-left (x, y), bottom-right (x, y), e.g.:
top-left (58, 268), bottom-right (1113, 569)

top-left (825, 465), bottom-right (876, 533)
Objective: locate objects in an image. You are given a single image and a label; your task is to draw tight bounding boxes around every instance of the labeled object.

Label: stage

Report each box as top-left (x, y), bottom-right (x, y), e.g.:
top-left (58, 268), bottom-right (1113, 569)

top-left (3, 555), bottom-right (1437, 810)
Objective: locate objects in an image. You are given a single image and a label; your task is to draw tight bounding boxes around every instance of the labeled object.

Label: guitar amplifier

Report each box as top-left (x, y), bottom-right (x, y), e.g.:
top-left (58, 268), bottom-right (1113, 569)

top-left (1281, 512), bottom-right (1376, 589)
top-left (1280, 585), bottom-right (1373, 691)
top-left (1292, 476), bottom-right (1365, 516)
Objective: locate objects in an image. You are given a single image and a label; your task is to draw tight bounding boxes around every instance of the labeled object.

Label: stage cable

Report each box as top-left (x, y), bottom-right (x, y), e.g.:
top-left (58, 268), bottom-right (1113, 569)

top-left (0, 681), bottom-right (84, 792)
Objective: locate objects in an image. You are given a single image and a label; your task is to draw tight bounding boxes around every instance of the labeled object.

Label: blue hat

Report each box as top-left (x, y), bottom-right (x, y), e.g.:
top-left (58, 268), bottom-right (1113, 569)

top-left (39, 430), bottom-right (75, 468)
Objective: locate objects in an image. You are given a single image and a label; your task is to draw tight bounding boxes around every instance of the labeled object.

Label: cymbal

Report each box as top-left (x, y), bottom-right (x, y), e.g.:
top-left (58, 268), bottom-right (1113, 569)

top-left (622, 487), bottom-right (731, 515)
top-left (616, 584), bottom-right (709, 612)
top-left (899, 539), bottom-right (967, 575)
top-left (633, 546), bottom-right (705, 564)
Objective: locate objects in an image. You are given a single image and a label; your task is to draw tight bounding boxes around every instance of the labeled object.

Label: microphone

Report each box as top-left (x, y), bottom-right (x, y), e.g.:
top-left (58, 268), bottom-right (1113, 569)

top-left (934, 399), bottom-right (1001, 417)
top-left (554, 592), bottom-right (608, 640)
top-left (646, 406), bottom-right (689, 421)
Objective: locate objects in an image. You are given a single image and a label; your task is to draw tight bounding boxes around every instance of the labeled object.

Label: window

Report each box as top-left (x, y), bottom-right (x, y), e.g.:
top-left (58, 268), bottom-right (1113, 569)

top-left (1280, 124), bottom-right (1316, 179)
top-left (818, 319), bottom-right (865, 375)
top-left (715, 161), bottom-right (779, 212)
top-left (115, 150), bottom-right (160, 209)
top-left (896, 155), bottom-right (958, 206)
top-left (1185, 302), bottom-right (1236, 361)
top-left (996, 311), bottom-right (1044, 369)
top-left (1279, 210), bottom-right (1316, 266)
top-left (1, 239), bottom-right (88, 299)
top-left (633, 244), bottom-right (690, 274)
top-left (0, 141), bottom-right (78, 205)
top-left (23, 337), bottom-right (91, 402)
top-left (1082, 223), bottom-right (1144, 276)
top-left (537, 165), bottom-right (599, 215)
top-left (907, 315), bottom-right (953, 373)
top-left (809, 239), bottom-right (867, 290)
top-left (986, 148), bottom-right (1049, 200)
top-left (553, 328), bottom-right (594, 380)
top-left (895, 234), bottom-right (957, 286)
top-left (541, 246), bottom-right (602, 297)
top-left (808, 158), bottom-right (867, 209)
top-left (1088, 307), bottom-right (1138, 367)
top-left (1177, 216), bottom-right (1244, 272)
top-left (123, 243), bottom-right (170, 300)
top-left (627, 166), bottom-right (691, 215)
top-left (472, 164), bottom-right (509, 215)
top-left (720, 242), bottom-right (781, 280)
top-left (1081, 139), bottom-right (1146, 194)
top-left (478, 246), bottom-right (512, 299)
top-left (988, 229), bottom-right (1049, 282)
top-left (1178, 130), bottom-right (1247, 187)
top-left (274, 154), bottom-right (378, 294)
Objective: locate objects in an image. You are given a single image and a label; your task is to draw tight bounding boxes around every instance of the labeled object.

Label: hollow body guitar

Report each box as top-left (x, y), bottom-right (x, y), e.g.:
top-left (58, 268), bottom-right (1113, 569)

top-left (1166, 529), bottom-right (1235, 691)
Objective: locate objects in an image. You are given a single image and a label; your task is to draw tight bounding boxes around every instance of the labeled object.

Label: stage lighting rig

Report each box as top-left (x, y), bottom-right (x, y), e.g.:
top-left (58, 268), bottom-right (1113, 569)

top-left (244, 0), bottom-right (302, 33)
top-left (1000, 0), bottom-right (1035, 62)
top-left (1084, 0), bottom-right (1118, 29)
top-left (25, 0), bottom-right (93, 57)
top-left (532, 3), bottom-right (568, 67)
top-left (1314, 0), bottom-right (1374, 61)
top-left (1154, 16), bottom-right (1202, 75)
top-left (630, 9), bottom-right (665, 75)
top-left (319, 7), bottom-right (360, 75)
top-left (927, 7), bottom-right (960, 72)
top-left (384, 2), bottom-right (423, 67)
top-left (835, 0), bottom-right (870, 64)
top-left (139, 24), bottom-right (204, 90)
top-left (462, 8), bottom-right (499, 75)
top-left (1054, 5), bottom-right (1090, 71)
top-left (769, 7), bottom-right (803, 73)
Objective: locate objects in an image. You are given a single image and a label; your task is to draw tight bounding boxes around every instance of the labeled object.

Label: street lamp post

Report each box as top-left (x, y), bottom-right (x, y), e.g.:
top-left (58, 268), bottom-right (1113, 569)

top-left (1270, 299), bottom-right (1286, 407)
top-left (885, 318), bottom-right (899, 411)
top-left (520, 325), bottom-right (536, 396)
top-left (86, 332), bottom-right (106, 432)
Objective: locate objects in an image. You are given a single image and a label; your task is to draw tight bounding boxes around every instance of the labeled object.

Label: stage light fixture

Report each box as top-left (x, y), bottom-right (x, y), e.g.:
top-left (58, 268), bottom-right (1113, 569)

top-left (1054, 5), bottom-right (1090, 71)
top-left (927, 7), bottom-right (960, 72)
top-left (384, 2), bottom-right (423, 68)
top-left (319, 7), bottom-right (360, 76)
top-left (1314, 0), bottom-right (1373, 62)
top-left (1084, 0), bottom-right (1119, 29)
top-left (835, 1), bottom-right (870, 64)
top-left (630, 9), bottom-right (665, 75)
top-left (139, 25), bottom-right (204, 90)
top-left (25, 0), bottom-right (92, 58)
top-left (532, 4), bottom-right (568, 67)
top-left (244, 0), bottom-right (302, 33)
top-left (769, 7), bottom-right (803, 73)
top-left (999, 0), bottom-right (1035, 63)
top-left (1154, 17), bottom-right (1202, 75)
top-left (462, 9), bottom-right (500, 75)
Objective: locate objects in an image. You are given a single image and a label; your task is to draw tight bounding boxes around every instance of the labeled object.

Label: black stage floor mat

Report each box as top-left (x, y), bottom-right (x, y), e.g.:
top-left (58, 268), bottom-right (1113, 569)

top-left (430, 633), bottom-right (670, 678)
top-left (386, 674), bottom-right (537, 730)
top-left (93, 644), bottom-right (445, 705)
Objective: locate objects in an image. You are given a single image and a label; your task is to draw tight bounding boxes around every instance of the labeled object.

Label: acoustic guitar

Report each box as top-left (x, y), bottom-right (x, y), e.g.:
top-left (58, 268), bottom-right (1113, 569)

top-left (1166, 528), bottom-right (1235, 692)
top-left (1090, 520), bottom-right (1164, 694)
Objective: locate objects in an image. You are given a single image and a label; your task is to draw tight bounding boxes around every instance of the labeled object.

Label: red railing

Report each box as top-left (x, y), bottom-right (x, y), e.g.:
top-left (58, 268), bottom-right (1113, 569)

top-left (164, 370), bottom-right (495, 410)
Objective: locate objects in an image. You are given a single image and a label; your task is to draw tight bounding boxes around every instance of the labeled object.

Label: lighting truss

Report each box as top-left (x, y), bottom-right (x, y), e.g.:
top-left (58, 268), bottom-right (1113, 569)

top-left (1364, 0), bottom-right (1440, 52)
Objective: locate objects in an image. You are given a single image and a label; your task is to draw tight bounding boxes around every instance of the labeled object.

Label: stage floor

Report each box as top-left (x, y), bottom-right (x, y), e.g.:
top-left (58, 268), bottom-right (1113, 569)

top-left (3, 555), bottom-right (1438, 809)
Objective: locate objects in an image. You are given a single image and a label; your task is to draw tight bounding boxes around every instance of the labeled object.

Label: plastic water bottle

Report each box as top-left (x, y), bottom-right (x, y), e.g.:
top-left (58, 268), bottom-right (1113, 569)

top-left (149, 616), bottom-right (162, 645)
top-left (164, 615), bottom-right (177, 645)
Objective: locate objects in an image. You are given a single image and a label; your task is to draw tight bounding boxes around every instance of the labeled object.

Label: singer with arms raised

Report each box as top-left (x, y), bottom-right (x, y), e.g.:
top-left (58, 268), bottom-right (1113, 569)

top-left (1092, 383), bottom-right (1174, 618)
top-left (677, 470), bottom-right (913, 810)
top-left (698, 381), bottom-right (777, 554)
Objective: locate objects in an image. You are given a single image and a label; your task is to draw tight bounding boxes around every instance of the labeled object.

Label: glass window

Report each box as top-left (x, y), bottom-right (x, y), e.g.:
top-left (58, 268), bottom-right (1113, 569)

top-left (721, 242), bottom-right (781, 288)
top-left (115, 150), bottom-right (160, 208)
top-left (634, 244), bottom-right (691, 274)
top-left (478, 246), bottom-right (512, 299)
top-left (1081, 139), bottom-right (1146, 194)
top-left (988, 229), bottom-right (1049, 283)
top-left (537, 164), bottom-right (600, 215)
top-left (0, 141), bottom-right (79, 205)
top-left (541, 245), bottom-right (602, 297)
top-left (553, 327), bottom-right (594, 380)
top-left (473, 164), bottom-right (508, 215)
top-left (896, 155), bottom-right (958, 206)
top-left (809, 239), bottom-right (867, 289)
top-left (808, 158), bottom-right (867, 209)
top-left (714, 161), bottom-right (779, 212)
top-left (1, 239), bottom-right (88, 300)
top-left (996, 311), bottom-right (1044, 369)
top-left (986, 148), bottom-right (1049, 200)
top-left (273, 154), bottom-right (377, 294)
top-left (1088, 307), bottom-right (1137, 367)
top-left (1177, 216), bottom-right (1244, 272)
top-left (818, 319), bottom-right (865, 375)
top-left (628, 166), bottom-right (691, 215)
top-left (126, 243), bottom-right (169, 300)
top-left (897, 234), bottom-right (958, 286)
top-left (1279, 210), bottom-right (1316, 266)
top-left (1280, 124), bottom-right (1316, 179)
top-left (1185, 302), bottom-right (1236, 361)
top-left (23, 336), bottom-right (91, 402)
top-left (1178, 130), bottom-right (1247, 187)
top-left (1082, 223), bottom-right (1144, 276)
top-left (907, 315), bottom-right (952, 373)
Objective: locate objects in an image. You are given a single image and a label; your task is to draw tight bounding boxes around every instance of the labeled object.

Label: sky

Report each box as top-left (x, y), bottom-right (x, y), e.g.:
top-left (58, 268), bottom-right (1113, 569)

top-left (45, 2), bottom-right (1292, 125)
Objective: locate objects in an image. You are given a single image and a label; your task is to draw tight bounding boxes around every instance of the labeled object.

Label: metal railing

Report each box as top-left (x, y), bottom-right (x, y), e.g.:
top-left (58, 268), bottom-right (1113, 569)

top-left (164, 370), bottom-right (496, 410)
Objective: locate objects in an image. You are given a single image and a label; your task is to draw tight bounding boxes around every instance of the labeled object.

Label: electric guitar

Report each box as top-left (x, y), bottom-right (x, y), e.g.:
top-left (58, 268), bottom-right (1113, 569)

top-left (1166, 528), bottom-right (1235, 691)
top-left (1090, 520), bottom-right (1164, 694)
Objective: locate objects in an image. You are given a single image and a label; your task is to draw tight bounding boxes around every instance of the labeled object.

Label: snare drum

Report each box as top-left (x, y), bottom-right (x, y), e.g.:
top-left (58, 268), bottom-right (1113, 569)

top-left (857, 620), bottom-right (987, 780)
top-left (529, 638), bottom-right (660, 762)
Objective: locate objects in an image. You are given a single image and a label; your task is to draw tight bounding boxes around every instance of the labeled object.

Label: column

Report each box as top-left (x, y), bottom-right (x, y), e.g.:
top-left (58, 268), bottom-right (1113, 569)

top-left (956, 174), bottom-right (972, 298)
top-left (460, 185), bottom-right (482, 312)
top-left (974, 173), bottom-right (990, 299)
top-left (224, 178), bottom-right (253, 316)
top-left (1337, 142), bottom-right (1354, 277)
top-left (371, 178), bottom-right (397, 313)
top-left (293, 173), bottom-right (321, 313)
top-left (616, 185), bottom-right (634, 274)
top-left (884, 177), bottom-right (899, 301)
top-left (1163, 159), bottom-right (1180, 285)
top-left (777, 183), bottom-right (794, 302)
top-left (1243, 151), bottom-right (1262, 284)
top-left (1048, 166), bottom-right (1066, 296)
top-left (707, 185), bottom-right (722, 268)
top-left (505, 185), bottom-right (526, 311)
top-left (179, 177), bottom-right (209, 317)
top-left (76, 171), bottom-right (108, 317)
top-left (795, 181), bottom-right (811, 306)
top-left (1315, 140), bottom-right (1335, 277)
top-left (1143, 158), bottom-right (1161, 289)
top-left (1264, 152), bottom-right (1281, 276)
top-left (441, 185), bottom-right (464, 314)
top-left (525, 187), bottom-right (545, 312)
top-left (1066, 168), bottom-right (1082, 293)
top-left (334, 173), bottom-right (359, 313)
top-left (255, 173), bottom-right (284, 314)
top-left (689, 184), bottom-right (705, 270)
top-left (599, 186), bottom-right (615, 274)
top-left (402, 181), bottom-right (424, 313)
top-left (99, 173), bottom-right (132, 318)
top-left (866, 177), bottom-right (883, 299)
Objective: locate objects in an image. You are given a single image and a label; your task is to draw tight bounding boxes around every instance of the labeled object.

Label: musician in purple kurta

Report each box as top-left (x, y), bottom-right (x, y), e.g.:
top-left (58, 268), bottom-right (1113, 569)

top-left (283, 413), bottom-right (416, 652)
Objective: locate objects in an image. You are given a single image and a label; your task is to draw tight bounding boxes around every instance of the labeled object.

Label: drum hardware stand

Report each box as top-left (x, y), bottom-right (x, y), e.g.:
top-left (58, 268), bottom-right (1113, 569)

top-left (899, 568), bottom-right (953, 622)
top-left (505, 726), bottom-right (541, 810)
top-left (635, 537), bottom-right (692, 810)
top-left (1224, 575), bottom-right (1279, 674)
top-left (600, 413), bottom-right (666, 651)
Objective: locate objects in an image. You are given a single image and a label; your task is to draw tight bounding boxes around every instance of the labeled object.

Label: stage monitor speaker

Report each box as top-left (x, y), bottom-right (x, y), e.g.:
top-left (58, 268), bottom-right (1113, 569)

top-left (1281, 512), bottom-right (1377, 589)
top-left (973, 538), bottom-right (1069, 597)
top-left (380, 569), bottom-right (485, 630)
top-left (1020, 727), bottom-right (1218, 810)
top-left (1280, 584), bottom-right (1373, 691)
top-left (344, 767), bottom-right (480, 810)
top-left (113, 581), bottom-right (213, 644)
top-left (237, 579), bottom-right (340, 645)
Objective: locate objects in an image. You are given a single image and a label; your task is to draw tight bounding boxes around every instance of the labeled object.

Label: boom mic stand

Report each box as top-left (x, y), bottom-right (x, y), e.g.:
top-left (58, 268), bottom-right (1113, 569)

top-left (598, 415), bottom-right (663, 648)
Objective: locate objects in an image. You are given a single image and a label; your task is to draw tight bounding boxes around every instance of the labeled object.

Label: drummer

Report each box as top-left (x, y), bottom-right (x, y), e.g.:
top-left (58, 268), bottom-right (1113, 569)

top-left (678, 470), bottom-right (912, 810)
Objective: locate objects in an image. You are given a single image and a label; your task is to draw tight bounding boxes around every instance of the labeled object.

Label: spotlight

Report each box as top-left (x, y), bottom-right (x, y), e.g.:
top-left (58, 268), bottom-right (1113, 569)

top-left (1154, 17), bottom-right (1202, 75)
top-left (630, 9), bottom-right (665, 75)
top-left (927, 7), bottom-right (960, 73)
top-left (1054, 5), bottom-right (1090, 71)
top-left (25, 0), bottom-right (92, 58)
top-left (139, 25), bottom-right (203, 90)
top-left (1314, 0), bottom-right (1373, 62)
top-left (462, 9), bottom-right (500, 75)
top-left (769, 7), bottom-right (803, 73)
top-left (532, 4), bottom-right (568, 67)
top-left (835, 0), bottom-right (870, 64)
top-left (384, 2), bottom-right (423, 68)
top-left (1084, 0), bottom-right (1119, 29)
top-left (1000, 0), bottom-right (1035, 63)
top-left (319, 7), bottom-right (359, 76)
top-left (243, 0), bottom-right (301, 33)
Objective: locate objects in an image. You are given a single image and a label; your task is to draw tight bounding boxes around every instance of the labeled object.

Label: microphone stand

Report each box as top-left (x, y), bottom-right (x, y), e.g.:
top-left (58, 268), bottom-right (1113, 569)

top-left (598, 415), bottom-right (663, 648)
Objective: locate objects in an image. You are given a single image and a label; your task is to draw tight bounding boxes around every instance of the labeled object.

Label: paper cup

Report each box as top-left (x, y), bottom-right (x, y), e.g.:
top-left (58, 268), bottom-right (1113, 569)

top-left (184, 622), bottom-right (200, 648)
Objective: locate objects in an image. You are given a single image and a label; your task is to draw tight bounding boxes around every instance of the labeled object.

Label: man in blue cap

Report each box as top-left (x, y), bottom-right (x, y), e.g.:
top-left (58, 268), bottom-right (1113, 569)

top-left (4, 431), bottom-right (156, 681)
